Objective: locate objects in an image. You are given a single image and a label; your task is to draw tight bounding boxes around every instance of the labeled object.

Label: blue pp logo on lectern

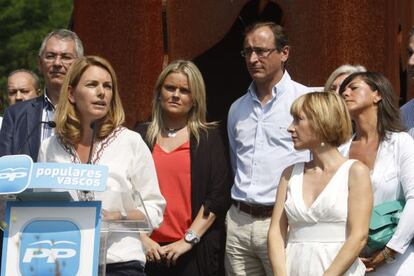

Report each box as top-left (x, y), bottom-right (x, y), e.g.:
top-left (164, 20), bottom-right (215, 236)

top-left (19, 220), bottom-right (81, 276)
top-left (0, 155), bottom-right (33, 194)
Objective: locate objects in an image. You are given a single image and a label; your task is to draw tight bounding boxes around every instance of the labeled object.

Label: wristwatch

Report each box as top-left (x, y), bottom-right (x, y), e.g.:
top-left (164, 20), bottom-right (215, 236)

top-left (120, 210), bottom-right (127, 220)
top-left (184, 229), bottom-right (200, 245)
top-left (382, 247), bottom-right (396, 264)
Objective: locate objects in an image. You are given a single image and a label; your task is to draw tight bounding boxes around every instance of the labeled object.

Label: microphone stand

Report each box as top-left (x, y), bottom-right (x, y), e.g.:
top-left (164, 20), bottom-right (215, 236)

top-left (78, 121), bottom-right (97, 202)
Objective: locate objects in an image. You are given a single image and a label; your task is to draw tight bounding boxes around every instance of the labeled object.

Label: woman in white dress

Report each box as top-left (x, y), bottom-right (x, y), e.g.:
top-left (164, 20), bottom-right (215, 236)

top-left (268, 92), bottom-right (372, 276)
top-left (339, 72), bottom-right (414, 275)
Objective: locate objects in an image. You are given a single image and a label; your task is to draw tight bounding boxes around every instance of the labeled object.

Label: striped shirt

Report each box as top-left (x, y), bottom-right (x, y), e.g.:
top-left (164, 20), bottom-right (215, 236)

top-left (41, 92), bottom-right (55, 141)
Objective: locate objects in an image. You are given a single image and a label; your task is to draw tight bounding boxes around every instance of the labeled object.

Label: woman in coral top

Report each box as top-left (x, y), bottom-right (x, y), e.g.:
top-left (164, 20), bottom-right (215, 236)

top-left (136, 60), bottom-right (231, 276)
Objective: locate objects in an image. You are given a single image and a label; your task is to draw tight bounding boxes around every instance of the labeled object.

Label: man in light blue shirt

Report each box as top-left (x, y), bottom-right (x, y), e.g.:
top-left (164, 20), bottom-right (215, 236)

top-left (225, 22), bottom-right (310, 276)
top-left (401, 26), bottom-right (414, 137)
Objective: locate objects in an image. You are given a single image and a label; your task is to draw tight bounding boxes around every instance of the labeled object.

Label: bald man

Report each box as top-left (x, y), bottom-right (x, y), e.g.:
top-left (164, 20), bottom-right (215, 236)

top-left (7, 69), bottom-right (40, 105)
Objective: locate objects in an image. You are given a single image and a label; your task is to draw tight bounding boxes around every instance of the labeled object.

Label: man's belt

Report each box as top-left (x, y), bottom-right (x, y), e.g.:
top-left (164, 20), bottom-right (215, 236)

top-left (232, 200), bottom-right (274, 218)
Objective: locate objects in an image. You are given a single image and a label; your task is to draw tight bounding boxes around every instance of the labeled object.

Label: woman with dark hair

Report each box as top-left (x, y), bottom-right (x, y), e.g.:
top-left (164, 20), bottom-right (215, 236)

top-left (339, 72), bottom-right (414, 275)
top-left (135, 60), bottom-right (230, 276)
top-left (38, 55), bottom-right (166, 275)
top-left (268, 92), bottom-right (371, 275)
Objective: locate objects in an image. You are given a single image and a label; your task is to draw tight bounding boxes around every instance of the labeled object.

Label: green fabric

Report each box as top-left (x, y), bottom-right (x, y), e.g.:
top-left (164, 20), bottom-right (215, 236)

top-left (368, 200), bottom-right (405, 250)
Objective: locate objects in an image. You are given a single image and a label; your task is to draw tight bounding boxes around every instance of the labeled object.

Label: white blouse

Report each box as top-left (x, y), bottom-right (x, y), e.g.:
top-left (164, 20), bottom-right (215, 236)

top-left (342, 131), bottom-right (414, 255)
top-left (38, 127), bottom-right (166, 264)
top-left (371, 132), bottom-right (414, 256)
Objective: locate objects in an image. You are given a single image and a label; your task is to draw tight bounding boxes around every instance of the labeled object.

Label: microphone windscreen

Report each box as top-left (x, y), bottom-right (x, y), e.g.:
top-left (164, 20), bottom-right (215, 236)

top-left (90, 121), bottom-right (96, 130)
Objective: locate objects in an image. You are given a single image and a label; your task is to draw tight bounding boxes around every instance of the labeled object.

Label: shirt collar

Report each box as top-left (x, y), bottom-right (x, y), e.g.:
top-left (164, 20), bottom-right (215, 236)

top-left (43, 89), bottom-right (55, 111)
top-left (248, 70), bottom-right (292, 102)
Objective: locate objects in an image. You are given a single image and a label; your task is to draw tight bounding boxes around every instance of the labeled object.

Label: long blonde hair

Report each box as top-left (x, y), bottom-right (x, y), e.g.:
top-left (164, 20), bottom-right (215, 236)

top-left (55, 56), bottom-right (125, 146)
top-left (147, 60), bottom-right (215, 146)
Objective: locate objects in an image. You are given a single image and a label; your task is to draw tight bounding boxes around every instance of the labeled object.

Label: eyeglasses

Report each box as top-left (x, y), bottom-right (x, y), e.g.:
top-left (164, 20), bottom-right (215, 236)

top-left (42, 52), bottom-right (76, 65)
top-left (240, 47), bottom-right (277, 58)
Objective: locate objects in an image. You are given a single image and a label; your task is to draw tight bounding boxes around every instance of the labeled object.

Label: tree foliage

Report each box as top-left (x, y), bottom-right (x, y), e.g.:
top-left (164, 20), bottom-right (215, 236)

top-left (0, 0), bottom-right (73, 112)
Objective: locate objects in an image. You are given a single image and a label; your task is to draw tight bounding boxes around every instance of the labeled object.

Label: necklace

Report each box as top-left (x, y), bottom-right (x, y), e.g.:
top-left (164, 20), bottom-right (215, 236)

top-left (165, 125), bottom-right (186, 137)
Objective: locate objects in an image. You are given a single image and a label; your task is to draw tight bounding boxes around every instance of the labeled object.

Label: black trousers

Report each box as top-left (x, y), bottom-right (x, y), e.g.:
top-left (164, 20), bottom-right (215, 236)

top-left (106, 260), bottom-right (146, 276)
top-left (145, 242), bottom-right (199, 276)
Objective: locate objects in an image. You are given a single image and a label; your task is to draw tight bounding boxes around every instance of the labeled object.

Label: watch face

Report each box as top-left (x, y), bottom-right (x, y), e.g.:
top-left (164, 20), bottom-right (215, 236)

top-left (185, 232), bottom-right (194, 242)
top-left (385, 257), bottom-right (396, 264)
top-left (184, 231), bottom-right (199, 244)
top-left (382, 250), bottom-right (396, 264)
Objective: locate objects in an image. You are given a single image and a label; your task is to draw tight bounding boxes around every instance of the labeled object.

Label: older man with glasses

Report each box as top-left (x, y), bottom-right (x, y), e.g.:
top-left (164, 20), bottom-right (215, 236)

top-left (225, 22), bottom-right (310, 276)
top-left (0, 29), bottom-right (83, 161)
top-left (0, 29), bottom-right (84, 272)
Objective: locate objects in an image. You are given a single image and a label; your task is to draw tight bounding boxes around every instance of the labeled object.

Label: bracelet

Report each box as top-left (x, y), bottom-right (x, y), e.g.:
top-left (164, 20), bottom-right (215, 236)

top-left (382, 248), bottom-right (396, 264)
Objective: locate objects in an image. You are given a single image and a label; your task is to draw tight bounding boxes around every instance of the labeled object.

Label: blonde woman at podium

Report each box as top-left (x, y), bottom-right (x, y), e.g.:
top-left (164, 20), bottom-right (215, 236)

top-left (135, 60), bottom-right (231, 276)
top-left (38, 55), bottom-right (166, 276)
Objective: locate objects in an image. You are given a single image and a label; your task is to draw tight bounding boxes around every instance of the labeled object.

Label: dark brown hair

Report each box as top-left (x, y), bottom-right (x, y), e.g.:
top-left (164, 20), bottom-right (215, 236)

top-left (339, 72), bottom-right (405, 141)
top-left (244, 21), bottom-right (289, 52)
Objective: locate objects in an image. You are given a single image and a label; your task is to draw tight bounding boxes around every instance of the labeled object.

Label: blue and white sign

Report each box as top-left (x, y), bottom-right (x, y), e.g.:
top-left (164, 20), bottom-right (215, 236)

top-left (0, 155), bottom-right (33, 194)
top-left (0, 155), bottom-right (108, 194)
top-left (20, 220), bottom-right (81, 275)
top-left (1, 201), bottom-right (102, 276)
top-left (31, 163), bottom-right (108, 191)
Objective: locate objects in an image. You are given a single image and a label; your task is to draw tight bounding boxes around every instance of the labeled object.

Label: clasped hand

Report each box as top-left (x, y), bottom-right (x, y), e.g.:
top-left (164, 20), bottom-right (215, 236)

top-left (143, 237), bottom-right (192, 266)
top-left (361, 250), bottom-right (385, 272)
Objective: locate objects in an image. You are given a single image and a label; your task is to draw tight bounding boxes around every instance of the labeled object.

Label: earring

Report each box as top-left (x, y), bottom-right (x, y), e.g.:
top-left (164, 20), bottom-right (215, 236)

top-left (320, 142), bottom-right (325, 147)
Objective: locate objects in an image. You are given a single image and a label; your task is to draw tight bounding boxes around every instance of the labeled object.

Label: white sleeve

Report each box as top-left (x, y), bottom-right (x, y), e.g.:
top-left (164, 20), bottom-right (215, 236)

top-left (388, 133), bottom-right (414, 253)
top-left (130, 135), bottom-right (165, 229)
top-left (227, 103), bottom-right (237, 177)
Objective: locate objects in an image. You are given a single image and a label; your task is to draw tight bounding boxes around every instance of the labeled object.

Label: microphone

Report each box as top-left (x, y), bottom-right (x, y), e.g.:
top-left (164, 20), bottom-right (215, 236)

top-left (45, 121), bottom-right (57, 128)
top-left (79, 121), bottom-right (97, 201)
top-left (17, 121), bottom-right (56, 155)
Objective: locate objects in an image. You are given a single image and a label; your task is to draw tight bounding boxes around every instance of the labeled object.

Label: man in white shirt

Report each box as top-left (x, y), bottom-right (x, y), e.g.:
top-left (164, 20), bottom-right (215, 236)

top-left (225, 22), bottom-right (310, 275)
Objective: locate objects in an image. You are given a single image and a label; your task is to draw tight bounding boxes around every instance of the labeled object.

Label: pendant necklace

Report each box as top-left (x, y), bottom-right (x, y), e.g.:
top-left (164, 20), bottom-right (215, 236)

top-left (165, 125), bottom-right (186, 138)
